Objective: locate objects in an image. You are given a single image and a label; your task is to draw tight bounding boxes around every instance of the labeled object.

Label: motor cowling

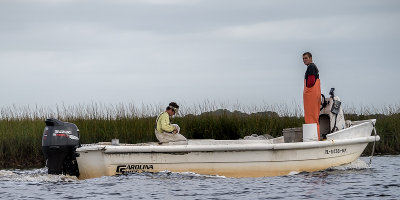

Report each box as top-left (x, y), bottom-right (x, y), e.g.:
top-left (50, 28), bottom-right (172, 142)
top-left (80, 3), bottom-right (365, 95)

top-left (42, 118), bottom-right (80, 176)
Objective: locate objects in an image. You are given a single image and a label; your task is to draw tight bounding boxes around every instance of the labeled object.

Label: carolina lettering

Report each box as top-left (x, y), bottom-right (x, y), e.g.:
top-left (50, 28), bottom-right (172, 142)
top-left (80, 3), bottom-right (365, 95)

top-left (116, 164), bottom-right (154, 174)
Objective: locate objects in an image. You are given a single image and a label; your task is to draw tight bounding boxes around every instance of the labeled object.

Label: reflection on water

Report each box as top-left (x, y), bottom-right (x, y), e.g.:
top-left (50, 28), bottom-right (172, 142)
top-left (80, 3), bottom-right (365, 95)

top-left (0, 156), bottom-right (399, 199)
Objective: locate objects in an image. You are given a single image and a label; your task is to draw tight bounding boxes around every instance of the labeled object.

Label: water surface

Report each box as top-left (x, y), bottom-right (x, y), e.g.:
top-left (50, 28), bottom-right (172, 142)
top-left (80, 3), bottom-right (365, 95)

top-left (0, 156), bottom-right (399, 199)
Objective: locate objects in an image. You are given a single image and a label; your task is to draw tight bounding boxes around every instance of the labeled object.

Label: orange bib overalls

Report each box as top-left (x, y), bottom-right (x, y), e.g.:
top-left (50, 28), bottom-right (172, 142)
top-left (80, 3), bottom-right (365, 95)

top-left (303, 79), bottom-right (321, 140)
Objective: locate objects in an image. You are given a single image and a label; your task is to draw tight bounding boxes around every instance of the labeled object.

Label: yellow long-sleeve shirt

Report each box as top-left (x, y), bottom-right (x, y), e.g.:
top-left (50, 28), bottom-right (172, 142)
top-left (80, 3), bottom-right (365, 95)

top-left (156, 112), bottom-right (175, 133)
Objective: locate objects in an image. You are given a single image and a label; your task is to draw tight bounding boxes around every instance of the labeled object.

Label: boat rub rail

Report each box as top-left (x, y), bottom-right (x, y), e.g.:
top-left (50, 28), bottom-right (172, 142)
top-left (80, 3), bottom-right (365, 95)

top-left (76, 136), bottom-right (379, 153)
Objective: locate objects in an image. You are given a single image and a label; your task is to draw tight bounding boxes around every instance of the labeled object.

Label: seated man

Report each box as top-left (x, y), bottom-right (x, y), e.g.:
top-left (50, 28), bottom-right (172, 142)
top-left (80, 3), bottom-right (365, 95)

top-left (155, 102), bottom-right (187, 143)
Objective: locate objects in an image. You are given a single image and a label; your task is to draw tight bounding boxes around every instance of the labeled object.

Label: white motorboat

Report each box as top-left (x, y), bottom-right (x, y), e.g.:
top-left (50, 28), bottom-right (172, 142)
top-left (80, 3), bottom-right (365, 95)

top-left (42, 89), bottom-right (380, 179)
top-left (74, 119), bottom-right (379, 179)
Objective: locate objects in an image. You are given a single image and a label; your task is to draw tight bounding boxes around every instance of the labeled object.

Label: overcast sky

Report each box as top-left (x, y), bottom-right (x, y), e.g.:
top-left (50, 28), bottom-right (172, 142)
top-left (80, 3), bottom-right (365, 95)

top-left (0, 0), bottom-right (399, 111)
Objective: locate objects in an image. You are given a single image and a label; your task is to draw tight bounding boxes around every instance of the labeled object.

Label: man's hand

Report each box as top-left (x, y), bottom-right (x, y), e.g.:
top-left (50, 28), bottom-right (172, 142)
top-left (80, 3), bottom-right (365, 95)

top-left (172, 130), bottom-right (177, 134)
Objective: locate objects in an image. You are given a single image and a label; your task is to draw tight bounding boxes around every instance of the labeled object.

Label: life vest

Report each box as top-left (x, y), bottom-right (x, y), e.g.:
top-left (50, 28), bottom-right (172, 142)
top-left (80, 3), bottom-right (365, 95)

top-left (303, 79), bottom-right (321, 140)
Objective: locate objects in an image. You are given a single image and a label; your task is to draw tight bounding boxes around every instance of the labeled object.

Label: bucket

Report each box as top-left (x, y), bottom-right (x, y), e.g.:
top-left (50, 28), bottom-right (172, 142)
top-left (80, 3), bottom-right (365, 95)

top-left (303, 123), bottom-right (318, 142)
top-left (111, 139), bottom-right (119, 145)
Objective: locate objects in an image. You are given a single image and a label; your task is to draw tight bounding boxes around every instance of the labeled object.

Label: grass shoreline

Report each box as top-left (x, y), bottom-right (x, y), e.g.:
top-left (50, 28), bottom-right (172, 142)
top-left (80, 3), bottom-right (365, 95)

top-left (0, 106), bottom-right (399, 169)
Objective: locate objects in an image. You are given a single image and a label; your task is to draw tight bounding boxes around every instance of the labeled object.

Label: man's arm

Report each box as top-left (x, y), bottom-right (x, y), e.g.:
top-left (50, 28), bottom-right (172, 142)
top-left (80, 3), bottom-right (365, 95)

top-left (160, 114), bottom-right (175, 132)
top-left (306, 75), bottom-right (316, 87)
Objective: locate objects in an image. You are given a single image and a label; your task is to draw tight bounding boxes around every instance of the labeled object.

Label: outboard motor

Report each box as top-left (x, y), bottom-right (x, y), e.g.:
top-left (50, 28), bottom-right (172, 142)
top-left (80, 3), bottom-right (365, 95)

top-left (42, 118), bottom-right (80, 176)
top-left (319, 88), bottom-right (346, 139)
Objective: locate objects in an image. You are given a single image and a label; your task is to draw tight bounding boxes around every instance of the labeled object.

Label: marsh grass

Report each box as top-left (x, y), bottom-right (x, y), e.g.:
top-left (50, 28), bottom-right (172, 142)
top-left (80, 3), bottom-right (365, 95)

top-left (0, 102), bottom-right (398, 168)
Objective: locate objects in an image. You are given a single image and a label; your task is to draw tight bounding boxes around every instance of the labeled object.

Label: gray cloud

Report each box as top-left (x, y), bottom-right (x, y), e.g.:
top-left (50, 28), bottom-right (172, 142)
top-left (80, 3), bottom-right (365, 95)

top-left (0, 0), bottom-right (399, 109)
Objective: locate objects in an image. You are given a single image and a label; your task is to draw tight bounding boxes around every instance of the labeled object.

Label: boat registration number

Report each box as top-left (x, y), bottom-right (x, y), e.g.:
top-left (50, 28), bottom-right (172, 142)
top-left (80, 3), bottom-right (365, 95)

top-left (325, 148), bottom-right (347, 155)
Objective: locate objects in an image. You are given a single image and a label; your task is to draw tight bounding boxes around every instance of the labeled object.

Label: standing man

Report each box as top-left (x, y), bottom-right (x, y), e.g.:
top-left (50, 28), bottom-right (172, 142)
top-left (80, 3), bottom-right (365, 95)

top-left (155, 102), bottom-right (187, 143)
top-left (302, 52), bottom-right (321, 140)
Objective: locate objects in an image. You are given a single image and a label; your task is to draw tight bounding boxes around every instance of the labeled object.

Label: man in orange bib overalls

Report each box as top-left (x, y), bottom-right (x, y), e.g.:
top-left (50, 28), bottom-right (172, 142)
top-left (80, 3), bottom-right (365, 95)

top-left (302, 52), bottom-right (321, 140)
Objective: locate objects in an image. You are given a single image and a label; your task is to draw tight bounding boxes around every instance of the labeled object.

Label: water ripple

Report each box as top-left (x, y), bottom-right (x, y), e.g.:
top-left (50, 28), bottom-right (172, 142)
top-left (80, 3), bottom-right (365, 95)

top-left (0, 156), bottom-right (399, 199)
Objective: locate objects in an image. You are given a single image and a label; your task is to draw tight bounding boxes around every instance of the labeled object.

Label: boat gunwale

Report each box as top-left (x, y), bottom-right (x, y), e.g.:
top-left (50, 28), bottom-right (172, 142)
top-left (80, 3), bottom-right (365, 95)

top-left (326, 119), bottom-right (376, 139)
top-left (76, 120), bottom-right (378, 153)
top-left (76, 135), bottom-right (379, 153)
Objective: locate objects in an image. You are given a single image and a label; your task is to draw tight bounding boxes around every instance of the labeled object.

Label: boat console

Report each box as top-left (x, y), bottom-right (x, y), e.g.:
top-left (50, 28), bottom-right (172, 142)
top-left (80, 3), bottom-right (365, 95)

top-left (319, 88), bottom-right (346, 139)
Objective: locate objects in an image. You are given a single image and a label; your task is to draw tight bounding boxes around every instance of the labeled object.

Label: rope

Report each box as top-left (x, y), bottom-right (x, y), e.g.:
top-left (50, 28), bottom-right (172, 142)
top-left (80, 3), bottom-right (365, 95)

top-left (369, 121), bottom-right (377, 165)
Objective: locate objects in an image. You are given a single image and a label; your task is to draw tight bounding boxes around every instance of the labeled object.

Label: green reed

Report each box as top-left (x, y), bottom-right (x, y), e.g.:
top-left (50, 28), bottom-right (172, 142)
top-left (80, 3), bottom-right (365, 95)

top-left (0, 103), bottom-right (398, 169)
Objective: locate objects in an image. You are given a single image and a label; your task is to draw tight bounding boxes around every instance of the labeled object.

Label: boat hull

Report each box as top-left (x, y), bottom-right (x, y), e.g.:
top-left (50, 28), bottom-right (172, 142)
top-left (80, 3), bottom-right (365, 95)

top-left (76, 120), bottom-right (379, 179)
